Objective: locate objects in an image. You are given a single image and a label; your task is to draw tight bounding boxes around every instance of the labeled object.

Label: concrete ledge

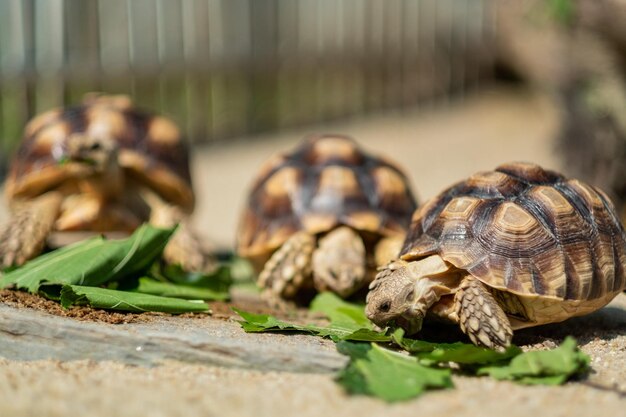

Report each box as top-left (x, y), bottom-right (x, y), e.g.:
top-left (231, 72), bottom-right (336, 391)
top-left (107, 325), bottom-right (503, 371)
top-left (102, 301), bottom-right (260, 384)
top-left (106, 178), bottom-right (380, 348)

top-left (0, 303), bottom-right (346, 373)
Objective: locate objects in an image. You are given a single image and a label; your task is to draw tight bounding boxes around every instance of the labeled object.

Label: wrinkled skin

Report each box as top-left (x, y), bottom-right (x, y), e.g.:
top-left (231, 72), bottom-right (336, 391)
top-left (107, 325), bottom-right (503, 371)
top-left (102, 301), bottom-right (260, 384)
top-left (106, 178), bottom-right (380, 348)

top-left (365, 260), bottom-right (424, 335)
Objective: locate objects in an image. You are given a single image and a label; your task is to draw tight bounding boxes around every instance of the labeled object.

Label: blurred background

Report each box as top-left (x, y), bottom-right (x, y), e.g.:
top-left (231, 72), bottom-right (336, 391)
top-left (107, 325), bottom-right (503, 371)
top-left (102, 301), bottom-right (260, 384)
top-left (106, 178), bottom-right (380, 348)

top-left (0, 0), bottom-right (624, 248)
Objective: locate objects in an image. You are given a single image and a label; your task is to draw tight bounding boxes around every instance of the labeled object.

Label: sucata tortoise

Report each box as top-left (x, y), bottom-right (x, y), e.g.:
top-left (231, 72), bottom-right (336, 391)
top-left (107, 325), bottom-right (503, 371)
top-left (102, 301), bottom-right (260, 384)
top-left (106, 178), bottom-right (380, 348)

top-left (0, 94), bottom-right (213, 272)
top-left (366, 162), bottom-right (626, 350)
top-left (237, 134), bottom-right (418, 304)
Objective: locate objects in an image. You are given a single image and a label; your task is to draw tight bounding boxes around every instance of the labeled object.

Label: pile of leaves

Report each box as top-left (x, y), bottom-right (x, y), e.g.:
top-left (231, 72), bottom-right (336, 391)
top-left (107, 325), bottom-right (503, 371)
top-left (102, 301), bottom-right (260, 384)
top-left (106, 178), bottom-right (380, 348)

top-left (0, 225), bottom-right (233, 313)
top-left (236, 293), bottom-right (591, 402)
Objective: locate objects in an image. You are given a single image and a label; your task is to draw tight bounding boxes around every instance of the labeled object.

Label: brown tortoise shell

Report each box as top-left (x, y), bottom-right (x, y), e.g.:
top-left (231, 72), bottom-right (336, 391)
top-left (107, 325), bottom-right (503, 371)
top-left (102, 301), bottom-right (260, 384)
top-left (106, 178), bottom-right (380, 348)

top-left (237, 134), bottom-right (418, 261)
top-left (401, 162), bottom-right (626, 301)
top-left (5, 94), bottom-right (194, 211)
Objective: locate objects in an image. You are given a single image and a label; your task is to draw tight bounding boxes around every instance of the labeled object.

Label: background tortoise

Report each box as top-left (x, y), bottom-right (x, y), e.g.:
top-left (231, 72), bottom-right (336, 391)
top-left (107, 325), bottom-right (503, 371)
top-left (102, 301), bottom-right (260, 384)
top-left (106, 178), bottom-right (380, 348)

top-left (236, 134), bottom-right (418, 304)
top-left (0, 94), bottom-right (213, 272)
top-left (366, 162), bottom-right (626, 350)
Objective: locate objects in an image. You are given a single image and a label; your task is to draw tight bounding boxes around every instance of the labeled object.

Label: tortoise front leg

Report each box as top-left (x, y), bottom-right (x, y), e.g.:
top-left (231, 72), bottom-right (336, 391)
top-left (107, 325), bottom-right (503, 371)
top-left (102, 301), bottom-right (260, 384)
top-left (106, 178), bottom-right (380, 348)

top-left (258, 231), bottom-right (315, 307)
top-left (0, 192), bottom-right (63, 268)
top-left (164, 219), bottom-right (216, 273)
top-left (453, 274), bottom-right (513, 351)
top-left (143, 190), bottom-right (215, 273)
top-left (312, 226), bottom-right (366, 298)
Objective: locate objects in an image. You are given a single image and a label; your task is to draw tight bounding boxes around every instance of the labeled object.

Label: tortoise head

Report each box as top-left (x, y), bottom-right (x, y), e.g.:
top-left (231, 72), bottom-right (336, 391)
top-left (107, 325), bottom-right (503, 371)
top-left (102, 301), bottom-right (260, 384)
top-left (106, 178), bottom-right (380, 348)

top-left (59, 132), bottom-right (119, 174)
top-left (365, 260), bottom-right (423, 334)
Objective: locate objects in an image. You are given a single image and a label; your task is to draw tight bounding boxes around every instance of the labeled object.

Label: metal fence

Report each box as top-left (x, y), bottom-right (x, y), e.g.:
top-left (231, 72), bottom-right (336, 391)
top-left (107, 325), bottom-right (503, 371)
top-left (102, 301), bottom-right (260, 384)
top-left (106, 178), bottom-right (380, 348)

top-left (0, 0), bottom-right (496, 172)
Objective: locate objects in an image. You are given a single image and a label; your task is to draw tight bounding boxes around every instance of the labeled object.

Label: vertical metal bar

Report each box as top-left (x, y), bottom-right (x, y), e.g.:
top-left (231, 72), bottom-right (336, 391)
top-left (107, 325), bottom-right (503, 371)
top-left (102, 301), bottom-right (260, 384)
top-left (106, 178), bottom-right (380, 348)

top-left (0, 0), bottom-right (27, 75)
top-left (182, 0), bottom-right (211, 144)
top-left (127, 0), bottom-right (159, 110)
top-left (98, 0), bottom-right (132, 96)
top-left (34, 0), bottom-right (64, 113)
top-left (341, 0), bottom-right (365, 116)
top-left (62, 0), bottom-right (101, 104)
top-left (156, 0), bottom-right (187, 134)
top-left (210, 0), bottom-right (250, 138)
top-left (249, 0), bottom-right (278, 132)
top-left (0, 0), bottom-right (29, 160)
top-left (383, 0), bottom-right (403, 109)
top-left (456, 0), bottom-right (468, 99)
top-left (276, 0), bottom-right (298, 128)
top-left (420, 0), bottom-right (437, 107)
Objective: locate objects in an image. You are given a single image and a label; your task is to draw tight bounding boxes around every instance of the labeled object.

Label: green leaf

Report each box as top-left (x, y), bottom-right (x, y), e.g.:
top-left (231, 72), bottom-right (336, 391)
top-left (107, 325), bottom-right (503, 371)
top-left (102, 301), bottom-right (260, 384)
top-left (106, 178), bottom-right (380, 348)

top-left (337, 342), bottom-right (453, 402)
top-left (419, 343), bottom-right (522, 366)
top-left (338, 328), bottom-right (392, 343)
top-left (390, 328), bottom-right (441, 353)
top-left (153, 263), bottom-right (233, 293)
top-left (233, 307), bottom-right (391, 342)
top-left (133, 277), bottom-right (229, 301)
top-left (60, 285), bottom-right (209, 314)
top-left (309, 292), bottom-right (371, 329)
top-left (335, 342), bottom-right (376, 396)
top-left (233, 308), bottom-right (313, 333)
top-left (234, 292), bottom-right (392, 342)
top-left (1, 225), bottom-right (175, 293)
top-left (392, 328), bottom-right (522, 365)
top-left (478, 337), bottom-right (590, 384)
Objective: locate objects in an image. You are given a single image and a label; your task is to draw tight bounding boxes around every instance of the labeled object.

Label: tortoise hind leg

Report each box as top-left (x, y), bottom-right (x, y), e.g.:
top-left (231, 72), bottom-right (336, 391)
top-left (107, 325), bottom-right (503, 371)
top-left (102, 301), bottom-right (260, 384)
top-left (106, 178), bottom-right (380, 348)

top-left (454, 275), bottom-right (513, 351)
top-left (312, 226), bottom-right (366, 298)
top-left (0, 192), bottom-right (63, 268)
top-left (258, 231), bottom-right (315, 307)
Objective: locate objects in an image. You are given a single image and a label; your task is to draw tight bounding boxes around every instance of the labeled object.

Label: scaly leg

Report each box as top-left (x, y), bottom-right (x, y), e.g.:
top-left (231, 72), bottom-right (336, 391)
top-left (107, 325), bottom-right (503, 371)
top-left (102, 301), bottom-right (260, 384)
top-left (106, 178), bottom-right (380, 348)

top-left (143, 189), bottom-right (216, 273)
top-left (312, 226), bottom-right (366, 298)
top-left (258, 231), bottom-right (315, 307)
top-left (0, 192), bottom-right (63, 268)
top-left (454, 275), bottom-right (513, 351)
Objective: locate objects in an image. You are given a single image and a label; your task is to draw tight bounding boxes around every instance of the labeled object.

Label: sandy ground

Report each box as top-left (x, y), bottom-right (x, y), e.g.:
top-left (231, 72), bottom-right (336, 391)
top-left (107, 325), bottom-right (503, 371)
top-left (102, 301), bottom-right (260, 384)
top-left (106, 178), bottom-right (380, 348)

top-left (2, 87), bottom-right (625, 416)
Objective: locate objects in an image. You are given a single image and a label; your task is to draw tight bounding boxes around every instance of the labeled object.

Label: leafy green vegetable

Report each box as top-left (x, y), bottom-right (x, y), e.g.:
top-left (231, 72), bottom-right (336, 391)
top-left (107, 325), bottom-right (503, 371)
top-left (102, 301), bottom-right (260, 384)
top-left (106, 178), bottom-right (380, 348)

top-left (1, 225), bottom-right (175, 293)
top-left (392, 328), bottom-right (522, 365)
top-left (133, 277), bottom-right (229, 301)
top-left (337, 342), bottom-right (453, 402)
top-left (152, 263), bottom-right (233, 293)
top-left (233, 307), bottom-right (391, 342)
top-left (234, 308), bottom-right (316, 334)
top-left (60, 285), bottom-right (209, 314)
top-left (478, 337), bottom-right (590, 384)
top-left (309, 292), bottom-right (371, 329)
top-left (236, 295), bottom-right (592, 402)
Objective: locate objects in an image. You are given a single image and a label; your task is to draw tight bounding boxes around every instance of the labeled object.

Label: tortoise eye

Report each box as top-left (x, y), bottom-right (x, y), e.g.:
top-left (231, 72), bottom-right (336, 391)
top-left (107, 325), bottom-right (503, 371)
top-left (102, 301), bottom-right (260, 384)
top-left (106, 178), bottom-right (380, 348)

top-left (90, 142), bottom-right (102, 151)
top-left (379, 301), bottom-right (391, 312)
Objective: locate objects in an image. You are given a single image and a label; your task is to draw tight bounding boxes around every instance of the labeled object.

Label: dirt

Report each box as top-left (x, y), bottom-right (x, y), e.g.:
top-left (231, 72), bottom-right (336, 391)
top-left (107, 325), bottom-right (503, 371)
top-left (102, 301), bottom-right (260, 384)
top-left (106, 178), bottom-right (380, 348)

top-left (0, 285), bottom-right (325, 324)
top-left (0, 289), bottom-right (155, 324)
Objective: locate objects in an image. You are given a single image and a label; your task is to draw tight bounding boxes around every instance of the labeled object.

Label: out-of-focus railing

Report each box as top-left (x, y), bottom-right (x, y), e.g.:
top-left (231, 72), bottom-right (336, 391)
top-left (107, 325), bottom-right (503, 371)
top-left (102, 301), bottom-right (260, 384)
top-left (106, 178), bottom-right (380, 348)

top-left (0, 0), bottom-right (496, 172)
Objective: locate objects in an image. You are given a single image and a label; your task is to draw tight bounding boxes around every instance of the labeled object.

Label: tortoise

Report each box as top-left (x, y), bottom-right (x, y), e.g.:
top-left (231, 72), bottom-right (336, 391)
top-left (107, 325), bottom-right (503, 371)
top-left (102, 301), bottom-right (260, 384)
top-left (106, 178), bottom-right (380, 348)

top-left (236, 134), bottom-right (418, 304)
top-left (366, 162), bottom-right (626, 350)
top-left (0, 94), bottom-right (213, 272)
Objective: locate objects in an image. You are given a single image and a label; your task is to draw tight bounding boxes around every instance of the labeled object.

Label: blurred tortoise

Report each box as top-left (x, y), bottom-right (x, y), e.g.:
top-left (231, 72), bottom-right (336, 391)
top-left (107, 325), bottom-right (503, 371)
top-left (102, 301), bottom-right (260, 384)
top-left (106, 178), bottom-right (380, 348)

top-left (0, 94), bottom-right (214, 272)
top-left (237, 134), bottom-right (418, 304)
top-left (366, 162), bottom-right (626, 350)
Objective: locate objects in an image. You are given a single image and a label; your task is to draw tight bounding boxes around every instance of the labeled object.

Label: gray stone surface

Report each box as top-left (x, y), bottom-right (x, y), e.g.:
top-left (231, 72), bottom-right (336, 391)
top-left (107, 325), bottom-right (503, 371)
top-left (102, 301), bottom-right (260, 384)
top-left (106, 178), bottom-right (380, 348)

top-left (0, 303), bottom-right (345, 373)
